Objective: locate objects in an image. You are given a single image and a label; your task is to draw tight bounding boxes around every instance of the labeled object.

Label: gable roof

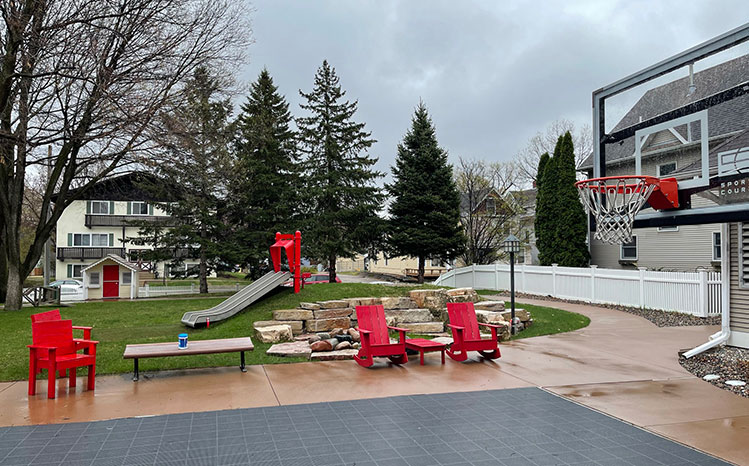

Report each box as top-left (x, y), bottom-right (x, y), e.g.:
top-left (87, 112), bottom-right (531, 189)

top-left (580, 54), bottom-right (749, 170)
top-left (669, 127), bottom-right (749, 181)
top-left (82, 254), bottom-right (140, 273)
top-left (52, 171), bottom-right (175, 203)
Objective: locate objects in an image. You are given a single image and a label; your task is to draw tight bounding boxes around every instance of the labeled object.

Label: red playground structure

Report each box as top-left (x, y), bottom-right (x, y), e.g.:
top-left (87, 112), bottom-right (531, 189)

top-left (270, 231), bottom-right (302, 293)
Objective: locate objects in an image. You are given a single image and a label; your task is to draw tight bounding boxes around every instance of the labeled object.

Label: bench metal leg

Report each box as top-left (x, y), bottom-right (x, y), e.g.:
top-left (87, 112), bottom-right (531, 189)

top-left (132, 359), bottom-right (139, 382)
top-left (240, 352), bottom-right (246, 372)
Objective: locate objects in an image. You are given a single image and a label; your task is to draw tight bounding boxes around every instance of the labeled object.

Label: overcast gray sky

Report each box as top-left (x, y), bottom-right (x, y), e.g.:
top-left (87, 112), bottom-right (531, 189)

top-left (239, 1), bottom-right (749, 179)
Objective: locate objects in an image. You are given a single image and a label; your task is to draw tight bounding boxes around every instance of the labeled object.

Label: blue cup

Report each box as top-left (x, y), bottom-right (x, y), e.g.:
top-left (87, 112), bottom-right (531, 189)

top-left (178, 333), bottom-right (188, 349)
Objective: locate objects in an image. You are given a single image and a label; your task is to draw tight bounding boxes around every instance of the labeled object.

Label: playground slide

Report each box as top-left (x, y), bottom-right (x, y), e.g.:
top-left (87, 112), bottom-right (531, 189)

top-left (180, 270), bottom-right (291, 328)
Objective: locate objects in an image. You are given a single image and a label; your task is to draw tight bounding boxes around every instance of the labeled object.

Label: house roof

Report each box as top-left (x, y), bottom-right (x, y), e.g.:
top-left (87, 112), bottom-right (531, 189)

top-left (579, 54), bottom-right (749, 171)
top-left (82, 254), bottom-right (141, 273)
top-left (669, 127), bottom-right (749, 181)
top-left (52, 171), bottom-right (175, 203)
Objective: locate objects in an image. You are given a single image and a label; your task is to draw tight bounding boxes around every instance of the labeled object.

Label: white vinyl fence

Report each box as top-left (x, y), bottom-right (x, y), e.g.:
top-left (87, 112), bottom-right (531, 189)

top-left (435, 264), bottom-right (722, 318)
top-left (138, 283), bottom-right (246, 298)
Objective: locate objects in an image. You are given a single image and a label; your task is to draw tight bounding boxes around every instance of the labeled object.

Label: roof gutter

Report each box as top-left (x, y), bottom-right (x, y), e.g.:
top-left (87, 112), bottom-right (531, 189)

top-left (684, 222), bottom-right (730, 358)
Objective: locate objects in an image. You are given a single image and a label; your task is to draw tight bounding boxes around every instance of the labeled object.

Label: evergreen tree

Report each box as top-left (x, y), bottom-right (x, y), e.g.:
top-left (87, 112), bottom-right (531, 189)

top-left (134, 67), bottom-right (233, 293)
top-left (534, 152), bottom-right (554, 265)
top-left (227, 69), bottom-right (299, 278)
top-left (297, 60), bottom-right (384, 282)
top-left (554, 132), bottom-right (590, 266)
top-left (388, 102), bottom-right (465, 283)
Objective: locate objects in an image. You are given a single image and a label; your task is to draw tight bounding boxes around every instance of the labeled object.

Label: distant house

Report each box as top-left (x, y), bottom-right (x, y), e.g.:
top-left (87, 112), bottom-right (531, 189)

top-left (579, 55), bottom-right (749, 271)
top-left (54, 172), bottom-right (206, 291)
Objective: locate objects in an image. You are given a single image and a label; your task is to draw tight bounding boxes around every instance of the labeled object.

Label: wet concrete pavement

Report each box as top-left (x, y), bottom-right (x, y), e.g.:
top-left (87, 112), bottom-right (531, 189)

top-left (3, 296), bottom-right (748, 464)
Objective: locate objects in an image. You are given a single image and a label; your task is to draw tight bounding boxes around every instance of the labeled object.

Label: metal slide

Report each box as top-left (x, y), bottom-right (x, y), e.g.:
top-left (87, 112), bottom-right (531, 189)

top-left (181, 270), bottom-right (291, 328)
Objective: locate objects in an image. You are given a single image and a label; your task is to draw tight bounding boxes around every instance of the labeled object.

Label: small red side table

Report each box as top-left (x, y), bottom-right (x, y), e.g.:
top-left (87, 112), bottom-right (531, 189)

top-left (405, 338), bottom-right (446, 365)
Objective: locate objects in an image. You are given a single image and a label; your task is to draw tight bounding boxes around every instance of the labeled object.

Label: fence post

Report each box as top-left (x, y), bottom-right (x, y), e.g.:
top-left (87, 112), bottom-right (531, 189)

top-left (495, 263), bottom-right (500, 291)
top-left (191, 283), bottom-right (195, 294)
top-left (551, 264), bottom-right (558, 297)
top-left (590, 265), bottom-right (597, 303)
top-left (471, 264), bottom-right (476, 289)
top-left (145, 283), bottom-right (149, 298)
top-left (698, 269), bottom-right (708, 318)
top-left (521, 264), bottom-right (526, 293)
top-left (638, 267), bottom-right (646, 309)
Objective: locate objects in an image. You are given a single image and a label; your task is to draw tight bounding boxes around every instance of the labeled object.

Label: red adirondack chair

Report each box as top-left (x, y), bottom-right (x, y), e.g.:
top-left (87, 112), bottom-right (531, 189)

top-left (28, 320), bottom-right (98, 399)
top-left (354, 305), bottom-right (409, 368)
top-left (446, 302), bottom-right (501, 362)
top-left (31, 309), bottom-right (93, 339)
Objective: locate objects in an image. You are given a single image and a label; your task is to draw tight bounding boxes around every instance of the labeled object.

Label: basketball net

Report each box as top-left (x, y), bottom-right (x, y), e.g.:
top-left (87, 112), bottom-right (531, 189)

top-left (576, 177), bottom-right (657, 245)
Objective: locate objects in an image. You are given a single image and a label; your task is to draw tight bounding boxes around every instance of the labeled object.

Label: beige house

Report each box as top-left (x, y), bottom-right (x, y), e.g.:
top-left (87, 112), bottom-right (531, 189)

top-left (579, 55), bottom-right (749, 271)
top-left (82, 255), bottom-right (140, 300)
top-left (336, 252), bottom-right (447, 279)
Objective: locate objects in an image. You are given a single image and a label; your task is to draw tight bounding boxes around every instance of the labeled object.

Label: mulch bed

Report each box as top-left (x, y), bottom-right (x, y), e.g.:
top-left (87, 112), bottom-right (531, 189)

top-left (679, 346), bottom-right (749, 398)
top-left (497, 292), bottom-right (721, 327)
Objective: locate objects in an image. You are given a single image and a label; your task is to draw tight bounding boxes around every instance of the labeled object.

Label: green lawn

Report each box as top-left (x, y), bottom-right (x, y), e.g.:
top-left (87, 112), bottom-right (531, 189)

top-left (1, 283), bottom-right (589, 381)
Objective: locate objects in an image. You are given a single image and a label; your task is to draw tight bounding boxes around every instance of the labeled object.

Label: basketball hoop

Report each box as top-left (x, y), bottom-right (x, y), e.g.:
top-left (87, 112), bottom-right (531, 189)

top-left (575, 176), bottom-right (679, 245)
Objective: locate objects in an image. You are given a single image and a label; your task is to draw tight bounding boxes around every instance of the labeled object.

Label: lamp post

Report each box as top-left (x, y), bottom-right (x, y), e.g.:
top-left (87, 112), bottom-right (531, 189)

top-left (502, 234), bottom-right (521, 335)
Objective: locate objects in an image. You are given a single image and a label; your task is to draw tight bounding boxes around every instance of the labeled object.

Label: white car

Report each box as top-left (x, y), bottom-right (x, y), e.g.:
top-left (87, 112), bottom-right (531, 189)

top-left (49, 279), bottom-right (84, 295)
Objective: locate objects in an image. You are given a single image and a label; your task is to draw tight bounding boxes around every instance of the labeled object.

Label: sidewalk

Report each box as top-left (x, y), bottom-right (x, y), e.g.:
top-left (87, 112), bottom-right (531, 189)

top-left (2, 297), bottom-right (747, 464)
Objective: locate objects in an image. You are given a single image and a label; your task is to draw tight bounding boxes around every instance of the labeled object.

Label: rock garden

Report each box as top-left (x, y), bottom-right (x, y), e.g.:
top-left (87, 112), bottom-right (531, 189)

top-left (255, 287), bottom-right (534, 360)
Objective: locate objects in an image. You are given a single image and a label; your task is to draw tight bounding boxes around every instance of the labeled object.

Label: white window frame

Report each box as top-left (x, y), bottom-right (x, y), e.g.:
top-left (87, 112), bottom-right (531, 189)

top-left (90, 200), bottom-right (110, 215)
top-left (73, 233), bottom-right (91, 247)
top-left (122, 271), bottom-right (132, 285)
top-left (620, 235), bottom-right (638, 261)
top-left (657, 225), bottom-right (679, 232)
top-left (131, 201), bottom-right (149, 215)
top-left (712, 231), bottom-right (721, 262)
top-left (71, 264), bottom-right (84, 279)
top-left (88, 271), bottom-right (100, 288)
top-left (74, 233), bottom-right (110, 247)
top-left (657, 161), bottom-right (677, 177)
top-left (91, 233), bottom-right (109, 247)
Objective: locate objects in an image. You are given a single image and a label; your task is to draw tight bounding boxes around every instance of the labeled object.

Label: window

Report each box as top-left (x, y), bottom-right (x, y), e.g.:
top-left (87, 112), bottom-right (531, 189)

top-left (73, 233), bottom-right (90, 247)
top-left (90, 200), bottom-right (109, 214)
top-left (658, 225), bottom-right (678, 232)
top-left (657, 162), bottom-right (677, 177)
top-left (91, 233), bottom-right (109, 246)
top-left (89, 272), bottom-right (100, 287)
top-left (122, 271), bottom-right (132, 285)
top-left (713, 231), bottom-right (721, 261)
top-left (485, 197), bottom-right (496, 214)
top-left (620, 236), bottom-right (638, 261)
top-left (131, 201), bottom-right (149, 215)
top-left (70, 264), bottom-right (83, 278)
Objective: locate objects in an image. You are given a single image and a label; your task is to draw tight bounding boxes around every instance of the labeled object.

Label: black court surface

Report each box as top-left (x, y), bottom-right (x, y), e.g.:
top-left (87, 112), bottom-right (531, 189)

top-left (0, 387), bottom-right (729, 466)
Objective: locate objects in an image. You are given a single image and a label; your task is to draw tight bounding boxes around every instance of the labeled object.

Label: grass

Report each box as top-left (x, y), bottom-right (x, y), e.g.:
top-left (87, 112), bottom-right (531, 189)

top-left (1, 283), bottom-right (589, 382)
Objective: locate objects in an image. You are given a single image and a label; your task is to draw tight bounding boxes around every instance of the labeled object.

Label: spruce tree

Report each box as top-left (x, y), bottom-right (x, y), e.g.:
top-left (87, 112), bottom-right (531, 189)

top-left (228, 69), bottom-right (299, 278)
top-left (534, 152), bottom-right (554, 265)
top-left (388, 102), bottom-right (465, 283)
top-left (554, 132), bottom-right (590, 266)
top-left (297, 60), bottom-right (384, 282)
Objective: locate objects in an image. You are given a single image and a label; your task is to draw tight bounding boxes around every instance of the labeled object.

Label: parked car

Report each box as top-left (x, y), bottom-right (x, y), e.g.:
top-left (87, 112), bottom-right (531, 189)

top-left (303, 274), bottom-right (342, 284)
top-left (49, 279), bottom-right (84, 294)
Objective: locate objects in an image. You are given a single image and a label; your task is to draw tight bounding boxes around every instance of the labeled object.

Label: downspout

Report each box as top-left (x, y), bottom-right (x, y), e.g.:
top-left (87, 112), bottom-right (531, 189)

top-left (684, 222), bottom-right (730, 358)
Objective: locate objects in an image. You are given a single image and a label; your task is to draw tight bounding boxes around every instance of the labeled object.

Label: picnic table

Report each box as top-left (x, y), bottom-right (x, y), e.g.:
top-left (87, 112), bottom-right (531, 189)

top-left (123, 337), bottom-right (254, 381)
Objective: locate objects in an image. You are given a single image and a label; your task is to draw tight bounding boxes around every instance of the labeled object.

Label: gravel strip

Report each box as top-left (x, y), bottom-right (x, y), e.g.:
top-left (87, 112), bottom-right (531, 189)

top-left (679, 346), bottom-right (749, 398)
top-left (485, 291), bottom-right (720, 327)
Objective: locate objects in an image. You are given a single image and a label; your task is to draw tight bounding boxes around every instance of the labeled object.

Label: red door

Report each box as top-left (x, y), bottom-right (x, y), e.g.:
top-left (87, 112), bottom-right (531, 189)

top-left (103, 265), bottom-right (119, 299)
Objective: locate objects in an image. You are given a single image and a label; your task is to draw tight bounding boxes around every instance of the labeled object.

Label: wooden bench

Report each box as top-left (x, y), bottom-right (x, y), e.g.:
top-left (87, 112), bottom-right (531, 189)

top-left (123, 337), bottom-right (254, 381)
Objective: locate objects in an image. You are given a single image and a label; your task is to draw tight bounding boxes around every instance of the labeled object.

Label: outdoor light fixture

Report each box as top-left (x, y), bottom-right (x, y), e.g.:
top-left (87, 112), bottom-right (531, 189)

top-left (502, 234), bottom-right (521, 335)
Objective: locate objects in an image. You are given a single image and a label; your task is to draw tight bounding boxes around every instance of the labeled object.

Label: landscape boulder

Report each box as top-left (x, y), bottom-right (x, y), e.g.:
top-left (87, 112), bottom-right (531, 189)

top-left (253, 320), bottom-right (303, 335)
top-left (475, 310), bottom-right (506, 324)
top-left (313, 308), bottom-right (353, 319)
top-left (273, 309), bottom-right (314, 321)
top-left (307, 317), bottom-right (351, 332)
top-left (318, 300), bottom-right (349, 309)
top-left (294, 334), bottom-right (321, 343)
top-left (409, 289), bottom-right (446, 308)
top-left (474, 301), bottom-right (505, 311)
top-left (254, 324), bottom-right (293, 343)
top-left (335, 341), bottom-right (352, 350)
top-left (299, 302), bottom-right (321, 311)
top-left (383, 308), bottom-right (433, 324)
top-left (310, 349), bottom-right (358, 361)
top-left (266, 341), bottom-right (312, 358)
top-left (310, 340), bottom-right (333, 352)
top-left (381, 296), bottom-right (415, 310)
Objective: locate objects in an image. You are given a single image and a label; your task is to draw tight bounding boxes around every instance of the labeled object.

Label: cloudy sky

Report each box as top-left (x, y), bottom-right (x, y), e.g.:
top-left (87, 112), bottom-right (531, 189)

top-left (239, 1), bottom-right (749, 179)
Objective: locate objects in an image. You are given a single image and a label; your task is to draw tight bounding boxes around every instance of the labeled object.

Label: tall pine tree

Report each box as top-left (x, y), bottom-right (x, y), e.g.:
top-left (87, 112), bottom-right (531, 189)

top-left (297, 60), bottom-right (384, 282)
top-left (554, 132), bottom-right (589, 266)
top-left (388, 102), bottom-right (465, 283)
top-left (534, 152), bottom-right (554, 265)
top-left (227, 68), bottom-right (299, 278)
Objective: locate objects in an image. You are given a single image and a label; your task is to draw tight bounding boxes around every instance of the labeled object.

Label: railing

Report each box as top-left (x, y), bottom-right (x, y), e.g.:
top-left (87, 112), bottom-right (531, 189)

top-left (138, 283), bottom-right (245, 297)
top-left (85, 214), bottom-right (172, 228)
top-left (56, 247), bottom-right (126, 260)
top-left (435, 263), bottom-right (722, 317)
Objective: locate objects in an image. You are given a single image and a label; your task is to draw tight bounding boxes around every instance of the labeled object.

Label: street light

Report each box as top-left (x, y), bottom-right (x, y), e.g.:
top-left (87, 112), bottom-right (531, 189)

top-left (502, 234), bottom-right (522, 335)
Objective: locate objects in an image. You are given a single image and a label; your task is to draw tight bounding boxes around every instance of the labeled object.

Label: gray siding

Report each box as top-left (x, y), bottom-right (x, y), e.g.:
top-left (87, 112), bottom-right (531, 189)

top-left (729, 223), bottom-right (749, 333)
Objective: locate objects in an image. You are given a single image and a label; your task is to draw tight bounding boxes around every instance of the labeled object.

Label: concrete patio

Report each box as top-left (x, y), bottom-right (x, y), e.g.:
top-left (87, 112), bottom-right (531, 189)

top-left (2, 297), bottom-right (748, 464)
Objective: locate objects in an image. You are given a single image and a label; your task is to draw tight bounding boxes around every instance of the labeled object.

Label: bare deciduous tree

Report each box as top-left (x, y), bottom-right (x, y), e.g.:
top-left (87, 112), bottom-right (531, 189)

top-left (0, 0), bottom-right (251, 310)
top-left (516, 118), bottom-right (592, 185)
top-left (456, 157), bottom-right (520, 265)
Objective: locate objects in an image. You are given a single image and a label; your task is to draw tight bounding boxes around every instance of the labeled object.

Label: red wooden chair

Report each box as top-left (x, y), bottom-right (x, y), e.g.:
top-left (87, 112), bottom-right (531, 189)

top-left (28, 320), bottom-right (98, 399)
top-left (31, 309), bottom-right (93, 340)
top-left (354, 305), bottom-right (409, 368)
top-left (446, 302), bottom-right (501, 362)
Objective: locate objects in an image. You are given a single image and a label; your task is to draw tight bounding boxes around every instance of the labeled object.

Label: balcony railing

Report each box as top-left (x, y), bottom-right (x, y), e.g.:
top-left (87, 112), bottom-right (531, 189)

top-left (57, 247), bottom-right (127, 261)
top-left (85, 214), bottom-right (172, 228)
top-left (128, 248), bottom-right (196, 261)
